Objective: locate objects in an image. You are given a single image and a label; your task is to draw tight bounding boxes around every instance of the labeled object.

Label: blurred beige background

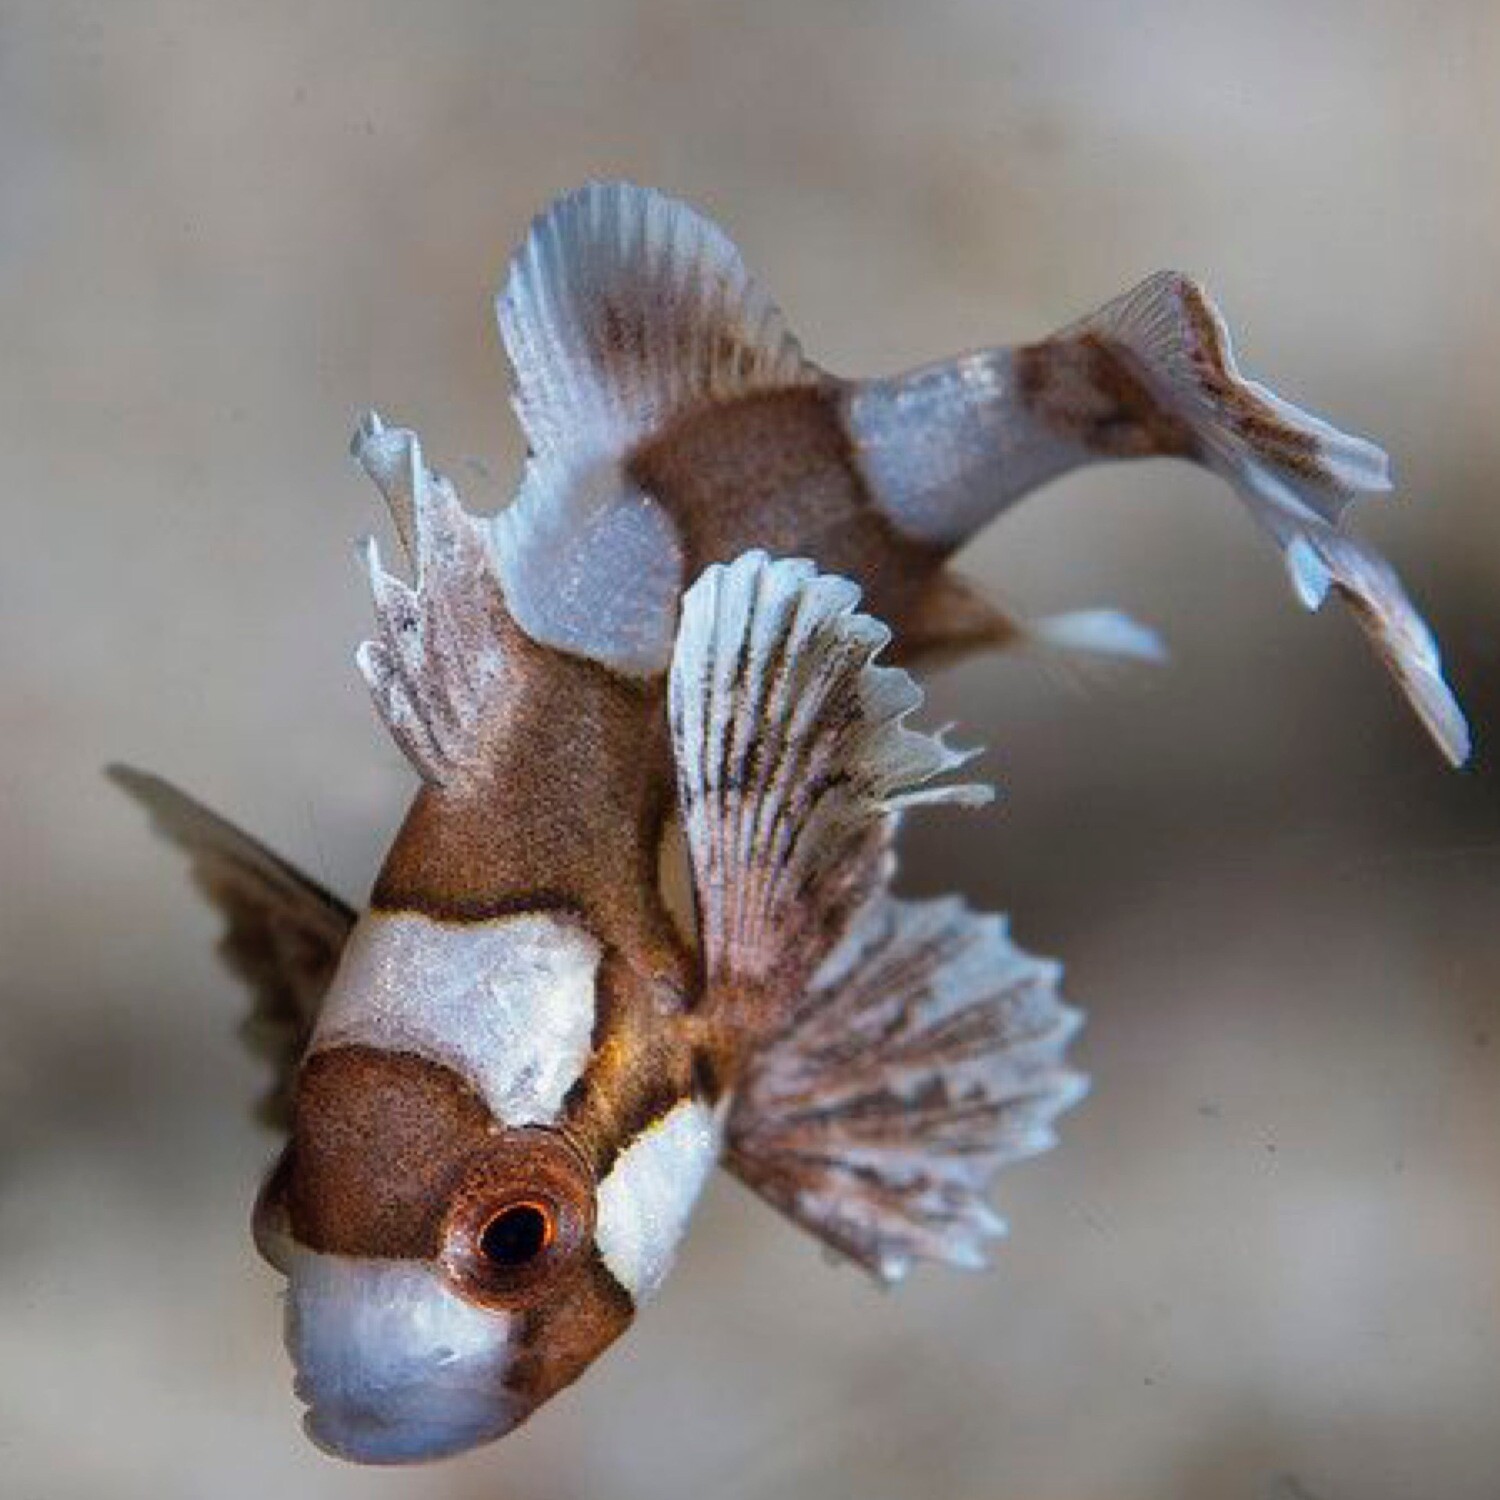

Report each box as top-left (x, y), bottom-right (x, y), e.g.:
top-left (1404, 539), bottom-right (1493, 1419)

top-left (3, 3), bottom-right (1499, 1498)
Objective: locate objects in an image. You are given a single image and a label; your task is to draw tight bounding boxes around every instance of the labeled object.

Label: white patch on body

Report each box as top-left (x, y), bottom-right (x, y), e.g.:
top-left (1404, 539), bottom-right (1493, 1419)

top-left (594, 1097), bottom-right (721, 1303)
top-left (311, 911), bottom-right (599, 1126)
top-left (285, 1248), bottom-right (521, 1464)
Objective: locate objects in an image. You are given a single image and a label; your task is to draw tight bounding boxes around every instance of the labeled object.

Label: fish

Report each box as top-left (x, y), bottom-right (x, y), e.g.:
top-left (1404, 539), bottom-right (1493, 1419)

top-left (111, 181), bottom-right (1469, 1465)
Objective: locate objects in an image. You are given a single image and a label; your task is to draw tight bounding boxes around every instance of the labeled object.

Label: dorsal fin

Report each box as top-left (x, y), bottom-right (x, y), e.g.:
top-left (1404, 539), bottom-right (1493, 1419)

top-left (351, 413), bottom-right (522, 785)
top-left (497, 180), bottom-right (819, 461)
top-left (489, 183), bottom-right (822, 678)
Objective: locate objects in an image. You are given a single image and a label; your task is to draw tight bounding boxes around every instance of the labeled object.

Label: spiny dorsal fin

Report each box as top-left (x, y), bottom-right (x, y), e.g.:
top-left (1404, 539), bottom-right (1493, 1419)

top-left (107, 766), bottom-right (354, 1130)
top-left (497, 180), bottom-right (818, 460)
top-left (668, 550), bottom-right (991, 1029)
top-left (352, 413), bottom-right (522, 785)
top-left (727, 893), bottom-right (1085, 1284)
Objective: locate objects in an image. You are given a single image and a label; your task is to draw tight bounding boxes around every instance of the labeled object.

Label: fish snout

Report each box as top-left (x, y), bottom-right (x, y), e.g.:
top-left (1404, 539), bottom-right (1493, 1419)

top-left (285, 1249), bottom-right (527, 1464)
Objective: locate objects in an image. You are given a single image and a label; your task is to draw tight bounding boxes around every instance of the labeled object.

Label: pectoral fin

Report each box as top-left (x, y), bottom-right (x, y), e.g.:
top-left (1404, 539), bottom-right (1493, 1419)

top-left (668, 549), bottom-right (990, 1034)
top-left (666, 551), bottom-right (1083, 1279)
top-left (108, 766), bottom-right (354, 1128)
top-left (726, 894), bottom-right (1084, 1283)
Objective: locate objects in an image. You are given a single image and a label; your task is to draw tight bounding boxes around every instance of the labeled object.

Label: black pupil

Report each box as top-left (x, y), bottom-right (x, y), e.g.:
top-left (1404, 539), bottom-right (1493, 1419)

top-left (480, 1204), bottom-right (549, 1268)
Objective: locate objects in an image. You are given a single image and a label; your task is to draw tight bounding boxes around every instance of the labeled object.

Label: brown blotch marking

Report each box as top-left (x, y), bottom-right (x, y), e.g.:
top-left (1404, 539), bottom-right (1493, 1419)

top-left (1176, 281), bottom-right (1328, 480)
top-left (629, 384), bottom-right (957, 641)
top-left (289, 1045), bottom-right (496, 1259)
top-left (505, 1251), bottom-right (636, 1406)
top-left (1015, 334), bottom-right (1197, 461)
top-left (1018, 285), bottom-right (1330, 485)
top-left (372, 628), bottom-right (690, 988)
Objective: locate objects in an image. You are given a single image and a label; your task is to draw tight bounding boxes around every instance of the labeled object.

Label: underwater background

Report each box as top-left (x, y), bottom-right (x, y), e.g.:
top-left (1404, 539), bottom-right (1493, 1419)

top-left (2, 2), bottom-right (1497, 1497)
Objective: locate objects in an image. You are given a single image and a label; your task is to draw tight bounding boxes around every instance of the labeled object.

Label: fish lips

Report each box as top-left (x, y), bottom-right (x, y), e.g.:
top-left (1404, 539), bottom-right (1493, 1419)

top-left (283, 1248), bottom-right (528, 1465)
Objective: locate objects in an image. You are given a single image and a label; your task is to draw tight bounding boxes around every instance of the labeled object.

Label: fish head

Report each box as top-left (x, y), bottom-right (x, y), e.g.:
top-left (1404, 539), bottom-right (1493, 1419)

top-left (252, 1045), bottom-right (637, 1464)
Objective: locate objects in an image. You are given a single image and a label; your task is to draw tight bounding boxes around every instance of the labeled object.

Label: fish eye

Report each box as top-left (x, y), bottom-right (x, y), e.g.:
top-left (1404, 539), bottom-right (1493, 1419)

top-left (440, 1130), bottom-right (596, 1309)
top-left (478, 1200), bottom-right (554, 1269)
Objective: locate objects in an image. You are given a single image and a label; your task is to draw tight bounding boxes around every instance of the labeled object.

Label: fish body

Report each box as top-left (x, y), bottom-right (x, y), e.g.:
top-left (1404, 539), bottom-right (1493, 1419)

top-left (115, 183), bottom-right (1468, 1464)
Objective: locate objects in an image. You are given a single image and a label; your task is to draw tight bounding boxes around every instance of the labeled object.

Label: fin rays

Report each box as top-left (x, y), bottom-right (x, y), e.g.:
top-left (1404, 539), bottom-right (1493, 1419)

top-left (727, 894), bottom-right (1084, 1284)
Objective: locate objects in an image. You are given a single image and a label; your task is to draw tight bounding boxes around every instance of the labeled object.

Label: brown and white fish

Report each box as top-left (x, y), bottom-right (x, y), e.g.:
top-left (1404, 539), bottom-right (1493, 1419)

top-left (112, 182), bottom-right (1468, 1465)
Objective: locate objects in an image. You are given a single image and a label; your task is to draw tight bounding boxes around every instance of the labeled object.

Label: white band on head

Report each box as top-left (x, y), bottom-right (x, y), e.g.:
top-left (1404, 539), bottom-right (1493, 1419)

top-left (312, 910), bottom-right (600, 1126)
top-left (594, 1098), bottom-right (721, 1302)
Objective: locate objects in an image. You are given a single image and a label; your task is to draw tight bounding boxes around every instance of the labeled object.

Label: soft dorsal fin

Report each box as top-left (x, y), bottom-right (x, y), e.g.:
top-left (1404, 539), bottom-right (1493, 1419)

top-left (497, 180), bottom-right (819, 461)
top-left (488, 184), bottom-right (822, 678)
top-left (668, 549), bottom-right (990, 1031)
top-left (352, 413), bottom-right (522, 785)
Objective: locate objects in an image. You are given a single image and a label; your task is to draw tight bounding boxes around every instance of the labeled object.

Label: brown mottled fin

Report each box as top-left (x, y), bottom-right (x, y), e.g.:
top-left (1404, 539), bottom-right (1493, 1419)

top-left (849, 272), bottom-right (1468, 763)
top-left (107, 766), bottom-right (354, 1128)
top-left (726, 894), bottom-right (1085, 1284)
top-left (352, 414), bottom-right (524, 784)
top-left (668, 549), bottom-right (991, 1033)
top-left (490, 182), bottom-right (821, 675)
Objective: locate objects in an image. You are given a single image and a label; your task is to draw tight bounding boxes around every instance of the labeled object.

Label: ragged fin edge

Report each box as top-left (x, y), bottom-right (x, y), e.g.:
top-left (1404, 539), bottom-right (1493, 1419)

top-left (106, 765), bottom-right (354, 1129)
top-left (1082, 271), bottom-right (1393, 526)
top-left (351, 413), bottom-right (521, 785)
top-left (669, 549), bottom-right (992, 1020)
top-left (1083, 272), bottom-right (1470, 764)
top-left (497, 180), bottom-right (819, 460)
top-left (726, 893), bottom-right (1086, 1284)
top-left (489, 182), bottom-right (822, 677)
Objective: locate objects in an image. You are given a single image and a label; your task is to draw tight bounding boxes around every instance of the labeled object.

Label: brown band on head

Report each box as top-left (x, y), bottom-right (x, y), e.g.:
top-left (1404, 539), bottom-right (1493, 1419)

top-left (288, 1046), bottom-right (496, 1259)
top-left (505, 1250), bottom-right (636, 1407)
top-left (558, 948), bottom-right (702, 1175)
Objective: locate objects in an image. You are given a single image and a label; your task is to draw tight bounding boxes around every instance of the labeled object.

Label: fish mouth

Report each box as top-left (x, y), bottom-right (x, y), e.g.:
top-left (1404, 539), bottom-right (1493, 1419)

top-left (284, 1248), bottom-right (524, 1465)
top-left (299, 1385), bottom-right (525, 1465)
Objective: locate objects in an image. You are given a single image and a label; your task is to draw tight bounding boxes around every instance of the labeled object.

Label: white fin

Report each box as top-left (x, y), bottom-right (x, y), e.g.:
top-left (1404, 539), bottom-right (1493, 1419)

top-left (669, 550), bottom-right (991, 1019)
top-left (489, 455), bottom-right (683, 677)
top-left (489, 183), bottom-right (820, 677)
top-left (852, 270), bottom-right (1466, 763)
top-left (1087, 276), bottom-right (1469, 760)
top-left (1280, 526), bottom-right (1471, 767)
top-left (1028, 608), bottom-right (1168, 664)
top-left (497, 180), bottom-right (817, 460)
top-left (1085, 271), bottom-right (1392, 526)
top-left (352, 413), bottom-right (520, 785)
top-left (727, 894), bottom-right (1086, 1284)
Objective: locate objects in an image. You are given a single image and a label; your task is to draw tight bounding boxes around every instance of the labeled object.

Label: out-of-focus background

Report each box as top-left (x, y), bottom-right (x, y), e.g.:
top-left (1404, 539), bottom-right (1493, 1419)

top-left (3, 3), bottom-right (1498, 1497)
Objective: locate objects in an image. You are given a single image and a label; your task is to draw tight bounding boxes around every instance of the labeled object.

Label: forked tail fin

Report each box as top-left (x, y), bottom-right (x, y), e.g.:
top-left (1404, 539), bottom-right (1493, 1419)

top-left (848, 272), bottom-right (1469, 763)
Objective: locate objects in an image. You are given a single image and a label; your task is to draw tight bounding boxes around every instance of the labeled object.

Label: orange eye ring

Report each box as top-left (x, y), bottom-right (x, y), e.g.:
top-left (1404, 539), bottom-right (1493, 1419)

top-left (439, 1130), bottom-right (595, 1310)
